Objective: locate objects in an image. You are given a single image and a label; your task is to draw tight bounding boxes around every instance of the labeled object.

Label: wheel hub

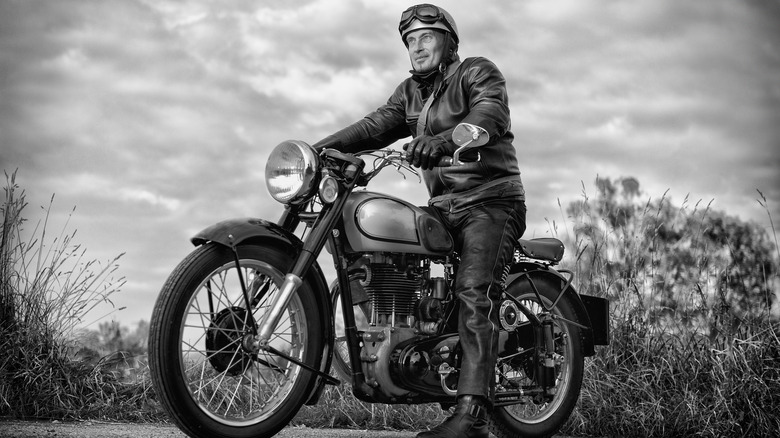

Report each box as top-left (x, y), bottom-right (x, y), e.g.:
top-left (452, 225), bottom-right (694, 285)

top-left (205, 307), bottom-right (256, 375)
top-left (499, 300), bottom-right (522, 330)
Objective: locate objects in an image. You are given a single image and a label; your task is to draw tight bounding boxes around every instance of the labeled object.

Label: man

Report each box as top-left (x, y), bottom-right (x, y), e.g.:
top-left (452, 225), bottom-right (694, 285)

top-left (313, 4), bottom-right (526, 438)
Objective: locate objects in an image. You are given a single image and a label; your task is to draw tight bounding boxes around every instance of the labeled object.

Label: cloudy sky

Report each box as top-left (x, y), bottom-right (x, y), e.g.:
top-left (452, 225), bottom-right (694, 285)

top-left (2, 0), bottom-right (779, 328)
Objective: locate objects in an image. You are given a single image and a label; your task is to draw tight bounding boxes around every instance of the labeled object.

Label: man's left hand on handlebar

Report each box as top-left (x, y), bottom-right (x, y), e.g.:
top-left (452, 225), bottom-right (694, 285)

top-left (404, 135), bottom-right (454, 170)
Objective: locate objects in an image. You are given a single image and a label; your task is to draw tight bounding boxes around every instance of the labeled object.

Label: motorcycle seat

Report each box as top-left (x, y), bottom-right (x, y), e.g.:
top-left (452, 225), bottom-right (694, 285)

top-left (517, 238), bottom-right (564, 263)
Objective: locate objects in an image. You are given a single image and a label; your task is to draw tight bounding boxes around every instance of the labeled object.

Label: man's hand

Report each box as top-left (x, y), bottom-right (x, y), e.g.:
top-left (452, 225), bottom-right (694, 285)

top-left (403, 135), bottom-right (453, 170)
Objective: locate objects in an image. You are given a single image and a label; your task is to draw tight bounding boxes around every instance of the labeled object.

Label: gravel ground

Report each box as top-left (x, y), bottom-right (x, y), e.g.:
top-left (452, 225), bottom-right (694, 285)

top-left (0, 421), bottom-right (418, 438)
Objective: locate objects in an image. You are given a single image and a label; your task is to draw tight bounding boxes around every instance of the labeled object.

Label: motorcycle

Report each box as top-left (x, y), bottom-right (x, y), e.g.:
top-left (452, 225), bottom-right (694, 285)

top-left (148, 123), bottom-right (610, 438)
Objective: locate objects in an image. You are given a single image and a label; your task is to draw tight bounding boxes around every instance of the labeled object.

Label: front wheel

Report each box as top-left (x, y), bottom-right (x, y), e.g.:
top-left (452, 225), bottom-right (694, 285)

top-left (490, 274), bottom-right (585, 438)
top-left (148, 243), bottom-right (323, 438)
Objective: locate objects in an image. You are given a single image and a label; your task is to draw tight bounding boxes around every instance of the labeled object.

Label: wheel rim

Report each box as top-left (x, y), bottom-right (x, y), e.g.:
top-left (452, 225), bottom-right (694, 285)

top-left (331, 284), bottom-right (370, 382)
top-left (497, 293), bottom-right (574, 424)
top-left (178, 259), bottom-right (307, 426)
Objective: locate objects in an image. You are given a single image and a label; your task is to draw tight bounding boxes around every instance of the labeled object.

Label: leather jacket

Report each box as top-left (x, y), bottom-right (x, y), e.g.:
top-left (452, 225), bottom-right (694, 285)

top-left (313, 56), bottom-right (524, 206)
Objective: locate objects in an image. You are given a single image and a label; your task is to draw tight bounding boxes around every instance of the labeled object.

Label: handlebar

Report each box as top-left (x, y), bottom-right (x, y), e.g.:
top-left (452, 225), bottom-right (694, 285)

top-left (369, 150), bottom-right (456, 170)
top-left (319, 123), bottom-right (487, 183)
top-left (321, 149), bottom-right (464, 188)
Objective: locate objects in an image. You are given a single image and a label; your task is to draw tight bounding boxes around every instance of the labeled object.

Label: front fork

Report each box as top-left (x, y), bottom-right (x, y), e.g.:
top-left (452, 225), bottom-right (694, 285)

top-left (252, 200), bottom-right (344, 347)
top-left (253, 155), bottom-right (365, 349)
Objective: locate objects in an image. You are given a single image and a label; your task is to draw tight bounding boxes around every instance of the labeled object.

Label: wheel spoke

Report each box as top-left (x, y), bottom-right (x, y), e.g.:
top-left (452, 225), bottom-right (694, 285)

top-left (173, 256), bottom-right (308, 425)
top-left (496, 293), bottom-right (576, 422)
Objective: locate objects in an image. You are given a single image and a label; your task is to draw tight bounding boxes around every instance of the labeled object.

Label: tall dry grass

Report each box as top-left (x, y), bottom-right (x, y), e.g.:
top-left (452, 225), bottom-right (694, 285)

top-left (555, 179), bottom-right (780, 437)
top-left (0, 170), bottom-right (158, 420)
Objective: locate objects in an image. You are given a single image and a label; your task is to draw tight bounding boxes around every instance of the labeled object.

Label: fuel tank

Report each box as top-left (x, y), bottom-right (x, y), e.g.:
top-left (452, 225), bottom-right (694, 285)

top-left (342, 191), bottom-right (453, 255)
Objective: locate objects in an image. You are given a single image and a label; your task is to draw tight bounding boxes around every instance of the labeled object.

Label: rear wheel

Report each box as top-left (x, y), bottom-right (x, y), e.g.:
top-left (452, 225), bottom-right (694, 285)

top-left (490, 274), bottom-right (585, 438)
top-left (148, 243), bottom-right (323, 438)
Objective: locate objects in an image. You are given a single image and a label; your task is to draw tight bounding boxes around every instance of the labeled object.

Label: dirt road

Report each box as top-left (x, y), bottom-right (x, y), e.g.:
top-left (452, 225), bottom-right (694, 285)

top-left (0, 421), bottom-right (415, 438)
top-left (0, 420), bottom-right (580, 437)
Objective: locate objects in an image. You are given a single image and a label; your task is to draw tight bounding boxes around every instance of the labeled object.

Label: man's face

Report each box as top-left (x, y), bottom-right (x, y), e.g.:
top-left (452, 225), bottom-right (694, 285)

top-left (406, 29), bottom-right (445, 73)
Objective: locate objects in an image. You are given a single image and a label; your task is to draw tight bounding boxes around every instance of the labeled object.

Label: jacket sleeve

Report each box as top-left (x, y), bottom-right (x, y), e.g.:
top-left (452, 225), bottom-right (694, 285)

top-left (313, 82), bottom-right (412, 153)
top-left (458, 58), bottom-right (512, 144)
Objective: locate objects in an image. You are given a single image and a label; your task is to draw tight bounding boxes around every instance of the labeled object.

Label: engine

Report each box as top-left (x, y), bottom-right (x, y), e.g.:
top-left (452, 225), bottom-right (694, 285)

top-left (347, 252), bottom-right (458, 401)
top-left (349, 252), bottom-right (444, 329)
top-left (362, 263), bottom-right (420, 327)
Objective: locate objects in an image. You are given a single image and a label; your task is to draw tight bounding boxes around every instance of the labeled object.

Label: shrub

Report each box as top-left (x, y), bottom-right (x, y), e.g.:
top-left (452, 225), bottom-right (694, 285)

top-left (557, 177), bottom-right (780, 437)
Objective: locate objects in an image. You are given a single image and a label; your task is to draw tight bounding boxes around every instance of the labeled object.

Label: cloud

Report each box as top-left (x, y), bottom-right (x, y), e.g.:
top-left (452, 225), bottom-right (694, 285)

top-left (490, 0), bottom-right (780, 229)
top-left (1, 0), bottom-right (778, 327)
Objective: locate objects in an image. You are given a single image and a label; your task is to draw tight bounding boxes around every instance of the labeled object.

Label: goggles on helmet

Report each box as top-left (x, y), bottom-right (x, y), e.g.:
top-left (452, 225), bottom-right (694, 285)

top-left (399, 4), bottom-right (458, 43)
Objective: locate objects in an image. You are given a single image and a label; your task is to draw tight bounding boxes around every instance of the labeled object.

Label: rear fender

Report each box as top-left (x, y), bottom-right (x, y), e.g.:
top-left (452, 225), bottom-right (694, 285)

top-left (192, 217), bottom-right (335, 404)
top-left (507, 263), bottom-right (608, 356)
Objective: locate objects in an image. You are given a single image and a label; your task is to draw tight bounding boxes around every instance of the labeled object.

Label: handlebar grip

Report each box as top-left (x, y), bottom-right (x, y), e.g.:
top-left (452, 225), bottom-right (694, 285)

top-left (437, 156), bottom-right (453, 167)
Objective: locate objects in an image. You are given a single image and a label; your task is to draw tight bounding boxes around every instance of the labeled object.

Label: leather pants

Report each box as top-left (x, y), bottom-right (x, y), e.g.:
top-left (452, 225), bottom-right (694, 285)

top-left (432, 199), bottom-right (526, 400)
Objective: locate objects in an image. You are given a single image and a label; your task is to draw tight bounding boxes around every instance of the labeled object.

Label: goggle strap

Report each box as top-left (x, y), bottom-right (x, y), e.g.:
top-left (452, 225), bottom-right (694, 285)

top-left (400, 5), bottom-right (443, 28)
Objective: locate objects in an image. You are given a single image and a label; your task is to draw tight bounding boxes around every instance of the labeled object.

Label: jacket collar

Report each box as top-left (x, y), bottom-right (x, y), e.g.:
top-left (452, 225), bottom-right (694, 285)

top-left (410, 58), bottom-right (462, 88)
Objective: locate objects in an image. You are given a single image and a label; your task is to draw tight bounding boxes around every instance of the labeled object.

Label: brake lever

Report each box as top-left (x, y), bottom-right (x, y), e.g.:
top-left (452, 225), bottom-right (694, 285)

top-left (361, 150), bottom-right (420, 184)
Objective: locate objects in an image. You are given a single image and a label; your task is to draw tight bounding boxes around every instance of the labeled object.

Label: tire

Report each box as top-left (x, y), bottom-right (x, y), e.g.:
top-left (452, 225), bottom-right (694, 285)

top-left (490, 274), bottom-right (585, 438)
top-left (148, 243), bottom-right (323, 438)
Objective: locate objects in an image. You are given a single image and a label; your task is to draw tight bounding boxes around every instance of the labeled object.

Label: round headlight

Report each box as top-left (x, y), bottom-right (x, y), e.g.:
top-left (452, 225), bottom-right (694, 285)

top-left (265, 140), bottom-right (319, 204)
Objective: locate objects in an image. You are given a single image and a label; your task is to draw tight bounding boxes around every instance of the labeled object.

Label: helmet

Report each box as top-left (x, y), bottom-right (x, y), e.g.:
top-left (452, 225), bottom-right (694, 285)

top-left (399, 4), bottom-right (459, 46)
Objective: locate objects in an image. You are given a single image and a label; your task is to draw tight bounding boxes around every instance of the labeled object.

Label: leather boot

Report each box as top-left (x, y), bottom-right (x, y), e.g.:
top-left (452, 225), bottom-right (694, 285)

top-left (416, 395), bottom-right (489, 438)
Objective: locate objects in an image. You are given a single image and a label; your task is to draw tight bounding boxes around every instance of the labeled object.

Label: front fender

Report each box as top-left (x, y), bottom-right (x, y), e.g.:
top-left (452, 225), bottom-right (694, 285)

top-left (191, 217), bottom-right (335, 404)
top-left (191, 217), bottom-right (302, 250)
